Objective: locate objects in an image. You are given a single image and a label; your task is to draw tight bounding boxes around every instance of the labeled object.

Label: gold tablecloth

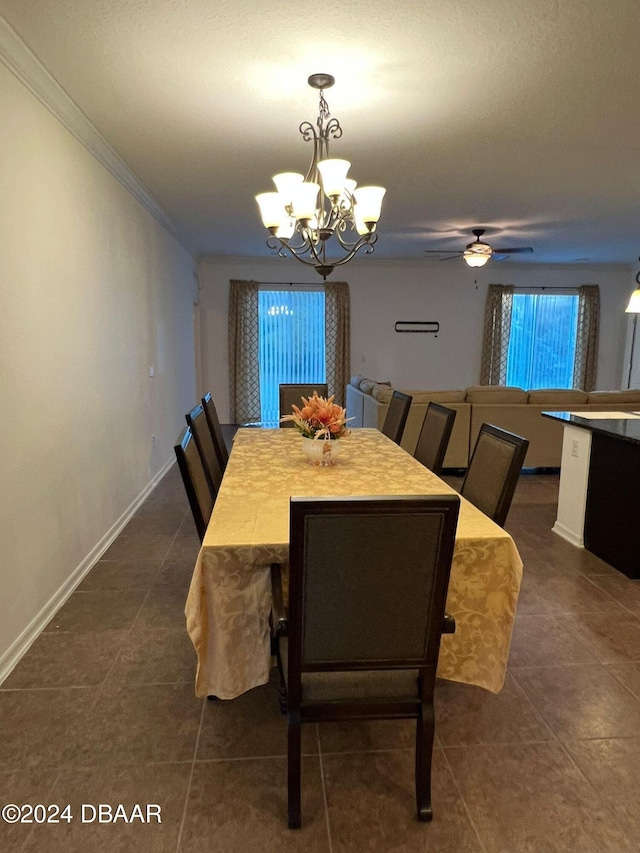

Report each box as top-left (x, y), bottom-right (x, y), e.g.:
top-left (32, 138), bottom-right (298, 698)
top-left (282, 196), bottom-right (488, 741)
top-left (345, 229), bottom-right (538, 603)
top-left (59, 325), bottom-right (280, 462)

top-left (185, 429), bottom-right (523, 699)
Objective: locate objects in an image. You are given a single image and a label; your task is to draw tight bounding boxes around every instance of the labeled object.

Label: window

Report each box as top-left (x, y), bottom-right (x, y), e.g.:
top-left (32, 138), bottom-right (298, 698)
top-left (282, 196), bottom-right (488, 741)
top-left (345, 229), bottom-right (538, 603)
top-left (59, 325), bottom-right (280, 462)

top-left (229, 280), bottom-right (350, 425)
top-left (258, 288), bottom-right (326, 425)
top-left (480, 284), bottom-right (599, 391)
top-left (506, 292), bottom-right (579, 389)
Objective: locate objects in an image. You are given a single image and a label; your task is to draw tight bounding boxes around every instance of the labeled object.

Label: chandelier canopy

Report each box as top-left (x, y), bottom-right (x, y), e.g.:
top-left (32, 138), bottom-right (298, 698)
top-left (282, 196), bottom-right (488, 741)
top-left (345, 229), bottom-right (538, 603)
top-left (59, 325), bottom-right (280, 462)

top-left (256, 74), bottom-right (385, 279)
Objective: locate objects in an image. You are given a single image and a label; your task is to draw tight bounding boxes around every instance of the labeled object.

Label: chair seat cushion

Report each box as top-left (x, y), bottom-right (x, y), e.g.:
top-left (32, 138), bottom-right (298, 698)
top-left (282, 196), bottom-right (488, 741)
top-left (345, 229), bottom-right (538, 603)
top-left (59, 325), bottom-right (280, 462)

top-left (279, 638), bottom-right (420, 703)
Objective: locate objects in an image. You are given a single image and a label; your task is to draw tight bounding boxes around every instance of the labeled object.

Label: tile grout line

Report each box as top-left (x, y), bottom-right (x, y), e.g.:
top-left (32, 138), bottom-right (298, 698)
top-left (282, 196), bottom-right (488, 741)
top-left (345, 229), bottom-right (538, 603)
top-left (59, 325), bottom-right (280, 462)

top-left (88, 511), bottom-right (190, 708)
top-left (175, 697), bottom-right (207, 853)
top-left (17, 767), bottom-right (63, 853)
top-left (316, 724), bottom-right (334, 853)
top-left (438, 745), bottom-right (489, 853)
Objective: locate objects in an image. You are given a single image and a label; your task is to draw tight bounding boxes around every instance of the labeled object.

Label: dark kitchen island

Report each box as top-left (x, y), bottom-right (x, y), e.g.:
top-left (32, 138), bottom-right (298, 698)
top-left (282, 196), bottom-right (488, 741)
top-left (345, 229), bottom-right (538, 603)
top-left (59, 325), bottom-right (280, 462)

top-left (542, 411), bottom-right (640, 579)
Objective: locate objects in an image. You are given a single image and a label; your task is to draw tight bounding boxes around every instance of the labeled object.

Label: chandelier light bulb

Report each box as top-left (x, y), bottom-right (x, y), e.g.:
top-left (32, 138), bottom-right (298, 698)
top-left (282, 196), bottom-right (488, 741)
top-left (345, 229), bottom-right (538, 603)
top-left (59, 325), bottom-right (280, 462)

top-left (290, 182), bottom-right (320, 222)
top-left (273, 172), bottom-right (304, 206)
top-left (256, 192), bottom-right (284, 229)
top-left (340, 178), bottom-right (357, 205)
top-left (354, 213), bottom-right (369, 236)
top-left (275, 215), bottom-right (295, 240)
top-left (354, 186), bottom-right (386, 224)
top-left (626, 289), bottom-right (640, 313)
top-left (317, 159), bottom-right (351, 198)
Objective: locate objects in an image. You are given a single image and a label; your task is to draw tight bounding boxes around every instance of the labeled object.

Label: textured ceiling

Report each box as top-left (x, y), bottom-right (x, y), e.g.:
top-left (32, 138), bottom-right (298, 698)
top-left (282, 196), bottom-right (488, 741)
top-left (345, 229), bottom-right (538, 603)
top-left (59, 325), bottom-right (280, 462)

top-left (2, 0), bottom-right (640, 264)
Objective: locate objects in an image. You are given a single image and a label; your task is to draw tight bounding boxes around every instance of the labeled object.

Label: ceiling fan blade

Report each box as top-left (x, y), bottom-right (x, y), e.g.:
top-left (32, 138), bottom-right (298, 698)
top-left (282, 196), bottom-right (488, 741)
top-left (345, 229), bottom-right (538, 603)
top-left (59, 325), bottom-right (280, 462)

top-left (492, 247), bottom-right (534, 254)
top-left (423, 249), bottom-right (461, 254)
top-left (440, 254), bottom-right (463, 261)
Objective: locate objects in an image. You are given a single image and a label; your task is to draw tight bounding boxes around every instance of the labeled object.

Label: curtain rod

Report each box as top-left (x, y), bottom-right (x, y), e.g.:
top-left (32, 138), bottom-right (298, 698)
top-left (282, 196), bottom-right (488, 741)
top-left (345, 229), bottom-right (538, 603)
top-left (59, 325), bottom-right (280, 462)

top-left (511, 286), bottom-right (580, 293)
top-left (257, 282), bottom-right (326, 290)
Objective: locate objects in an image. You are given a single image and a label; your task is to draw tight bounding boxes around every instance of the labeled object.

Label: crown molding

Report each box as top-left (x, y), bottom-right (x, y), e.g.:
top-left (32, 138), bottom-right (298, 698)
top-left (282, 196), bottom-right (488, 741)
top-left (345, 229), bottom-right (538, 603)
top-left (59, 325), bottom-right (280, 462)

top-left (0, 16), bottom-right (178, 238)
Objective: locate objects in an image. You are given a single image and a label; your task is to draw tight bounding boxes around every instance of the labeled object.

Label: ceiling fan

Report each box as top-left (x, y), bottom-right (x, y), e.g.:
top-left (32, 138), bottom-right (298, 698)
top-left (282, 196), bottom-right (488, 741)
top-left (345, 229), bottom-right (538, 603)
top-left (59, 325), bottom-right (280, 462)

top-left (424, 228), bottom-right (534, 267)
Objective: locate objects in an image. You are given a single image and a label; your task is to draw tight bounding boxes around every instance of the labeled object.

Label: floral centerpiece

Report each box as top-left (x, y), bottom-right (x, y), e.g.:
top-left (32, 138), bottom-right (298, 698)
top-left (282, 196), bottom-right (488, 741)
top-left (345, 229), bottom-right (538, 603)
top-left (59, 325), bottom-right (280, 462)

top-left (281, 392), bottom-right (351, 465)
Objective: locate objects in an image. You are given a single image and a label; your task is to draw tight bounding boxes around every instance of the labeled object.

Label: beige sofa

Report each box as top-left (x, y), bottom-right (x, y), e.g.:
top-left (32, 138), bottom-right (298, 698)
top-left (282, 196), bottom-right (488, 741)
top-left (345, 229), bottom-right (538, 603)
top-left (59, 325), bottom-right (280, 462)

top-left (346, 377), bottom-right (640, 469)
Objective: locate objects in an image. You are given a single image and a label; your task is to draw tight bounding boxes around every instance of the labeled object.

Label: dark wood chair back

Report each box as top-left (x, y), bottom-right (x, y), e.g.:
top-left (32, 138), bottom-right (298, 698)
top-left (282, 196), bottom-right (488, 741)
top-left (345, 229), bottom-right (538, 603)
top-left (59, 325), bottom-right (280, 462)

top-left (461, 423), bottom-right (529, 527)
top-left (186, 404), bottom-right (224, 497)
top-left (381, 390), bottom-right (413, 444)
top-left (174, 427), bottom-right (213, 541)
top-left (414, 402), bottom-right (457, 475)
top-left (279, 384), bottom-right (329, 427)
top-left (280, 493), bottom-right (460, 828)
top-left (202, 391), bottom-right (229, 471)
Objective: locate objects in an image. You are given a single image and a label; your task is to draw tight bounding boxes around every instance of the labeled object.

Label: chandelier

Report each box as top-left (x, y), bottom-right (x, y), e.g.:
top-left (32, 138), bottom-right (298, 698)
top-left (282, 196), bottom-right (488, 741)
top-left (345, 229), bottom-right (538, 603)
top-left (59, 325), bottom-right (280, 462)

top-left (256, 74), bottom-right (385, 279)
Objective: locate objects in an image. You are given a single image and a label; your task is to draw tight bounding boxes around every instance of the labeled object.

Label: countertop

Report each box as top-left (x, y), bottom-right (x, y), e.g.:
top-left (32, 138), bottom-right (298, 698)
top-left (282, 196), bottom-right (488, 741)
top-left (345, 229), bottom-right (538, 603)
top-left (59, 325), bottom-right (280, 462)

top-left (542, 410), bottom-right (640, 446)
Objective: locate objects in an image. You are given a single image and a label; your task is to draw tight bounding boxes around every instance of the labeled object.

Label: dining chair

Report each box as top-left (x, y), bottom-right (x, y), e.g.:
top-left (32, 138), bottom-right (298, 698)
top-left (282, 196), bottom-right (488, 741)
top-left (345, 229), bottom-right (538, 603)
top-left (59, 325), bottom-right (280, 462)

top-left (380, 390), bottom-right (413, 444)
top-left (279, 383), bottom-right (329, 426)
top-left (413, 402), bottom-right (457, 475)
top-left (275, 493), bottom-right (460, 829)
top-left (461, 423), bottom-right (529, 527)
top-left (174, 427), bottom-right (214, 542)
top-left (202, 391), bottom-right (229, 472)
top-left (185, 403), bottom-right (224, 498)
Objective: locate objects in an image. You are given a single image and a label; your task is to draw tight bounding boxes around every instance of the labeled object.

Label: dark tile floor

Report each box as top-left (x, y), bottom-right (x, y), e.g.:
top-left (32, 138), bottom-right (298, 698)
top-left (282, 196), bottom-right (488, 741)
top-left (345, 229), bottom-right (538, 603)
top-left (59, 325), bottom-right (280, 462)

top-left (3, 467), bottom-right (640, 851)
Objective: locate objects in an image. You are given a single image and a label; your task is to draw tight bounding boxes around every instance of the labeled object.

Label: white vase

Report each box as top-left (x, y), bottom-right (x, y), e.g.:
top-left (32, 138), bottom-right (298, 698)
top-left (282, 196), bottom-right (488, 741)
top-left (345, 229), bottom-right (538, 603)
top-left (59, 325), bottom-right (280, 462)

top-left (300, 437), bottom-right (344, 466)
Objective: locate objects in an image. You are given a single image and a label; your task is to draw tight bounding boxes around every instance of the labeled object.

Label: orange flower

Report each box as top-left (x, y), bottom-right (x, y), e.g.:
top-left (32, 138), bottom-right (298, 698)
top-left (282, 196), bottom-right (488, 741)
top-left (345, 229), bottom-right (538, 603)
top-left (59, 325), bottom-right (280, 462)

top-left (279, 391), bottom-right (352, 439)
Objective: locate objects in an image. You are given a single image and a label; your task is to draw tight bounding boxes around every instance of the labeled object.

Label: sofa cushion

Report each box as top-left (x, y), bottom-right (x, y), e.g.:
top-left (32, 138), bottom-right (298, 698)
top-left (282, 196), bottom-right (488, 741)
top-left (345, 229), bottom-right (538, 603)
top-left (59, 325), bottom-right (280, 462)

top-left (465, 385), bottom-right (528, 404)
top-left (359, 379), bottom-right (377, 394)
top-left (407, 390), bottom-right (466, 404)
top-left (350, 374), bottom-right (367, 389)
top-left (587, 390), bottom-right (640, 403)
top-left (371, 384), bottom-right (395, 402)
top-left (528, 389), bottom-right (588, 404)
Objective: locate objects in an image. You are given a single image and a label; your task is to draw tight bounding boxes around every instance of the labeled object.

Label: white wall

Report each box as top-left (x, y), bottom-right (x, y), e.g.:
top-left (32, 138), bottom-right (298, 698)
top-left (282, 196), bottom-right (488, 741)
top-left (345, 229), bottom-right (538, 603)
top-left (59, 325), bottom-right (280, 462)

top-left (0, 61), bottom-right (196, 674)
top-left (197, 256), bottom-right (634, 422)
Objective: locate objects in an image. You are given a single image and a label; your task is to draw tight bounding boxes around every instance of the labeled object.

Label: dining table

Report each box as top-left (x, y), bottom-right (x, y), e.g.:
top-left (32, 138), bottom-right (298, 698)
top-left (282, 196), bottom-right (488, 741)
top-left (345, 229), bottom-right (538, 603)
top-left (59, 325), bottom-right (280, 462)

top-left (185, 428), bottom-right (524, 700)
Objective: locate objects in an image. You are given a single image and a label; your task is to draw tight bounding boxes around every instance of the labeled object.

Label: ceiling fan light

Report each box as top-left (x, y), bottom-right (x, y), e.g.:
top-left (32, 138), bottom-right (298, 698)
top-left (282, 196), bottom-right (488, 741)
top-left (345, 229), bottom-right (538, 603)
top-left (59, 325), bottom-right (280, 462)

top-left (318, 159), bottom-right (351, 198)
top-left (625, 289), bottom-right (640, 313)
top-left (256, 192), bottom-right (284, 229)
top-left (463, 249), bottom-right (491, 268)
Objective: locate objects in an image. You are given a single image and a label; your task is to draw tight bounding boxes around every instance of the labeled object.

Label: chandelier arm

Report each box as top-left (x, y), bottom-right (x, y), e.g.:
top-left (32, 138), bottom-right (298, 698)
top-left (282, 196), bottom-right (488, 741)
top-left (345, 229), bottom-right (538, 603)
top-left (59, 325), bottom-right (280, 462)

top-left (324, 117), bottom-right (343, 142)
top-left (305, 236), bottom-right (327, 267)
top-left (264, 231), bottom-right (378, 274)
top-left (268, 236), bottom-right (315, 259)
top-left (332, 220), bottom-right (366, 252)
top-left (332, 234), bottom-right (378, 267)
top-left (268, 242), bottom-right (330, 269)
top-left (271, 229), bottom-right (315, 254)
top-left (298, 120), bottom-right (317, 143)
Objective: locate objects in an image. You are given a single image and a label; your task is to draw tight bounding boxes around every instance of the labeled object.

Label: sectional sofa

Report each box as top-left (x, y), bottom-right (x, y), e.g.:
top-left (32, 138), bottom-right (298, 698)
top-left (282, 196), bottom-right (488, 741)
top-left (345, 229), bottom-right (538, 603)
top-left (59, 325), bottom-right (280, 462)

top-left (346, 376), bottom-right (640, 469)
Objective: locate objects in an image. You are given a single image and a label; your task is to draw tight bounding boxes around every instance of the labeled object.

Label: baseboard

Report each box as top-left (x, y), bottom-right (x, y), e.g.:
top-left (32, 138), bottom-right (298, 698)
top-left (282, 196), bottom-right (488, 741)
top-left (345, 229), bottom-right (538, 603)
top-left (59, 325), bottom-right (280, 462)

top-left (552, 520), bottom-right (584, 549)
top-left (0, 457), bottom-right (175, 685)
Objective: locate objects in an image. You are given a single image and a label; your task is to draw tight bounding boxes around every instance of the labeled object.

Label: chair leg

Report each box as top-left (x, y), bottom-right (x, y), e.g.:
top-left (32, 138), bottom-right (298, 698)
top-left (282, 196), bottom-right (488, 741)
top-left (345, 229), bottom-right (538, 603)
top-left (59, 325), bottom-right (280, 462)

top-left (415, 703), bottom-right (435, 822)
top-left (278, 681), bottom-right (288, 716)
top-left (287, 709), bottom-right (302, 829)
